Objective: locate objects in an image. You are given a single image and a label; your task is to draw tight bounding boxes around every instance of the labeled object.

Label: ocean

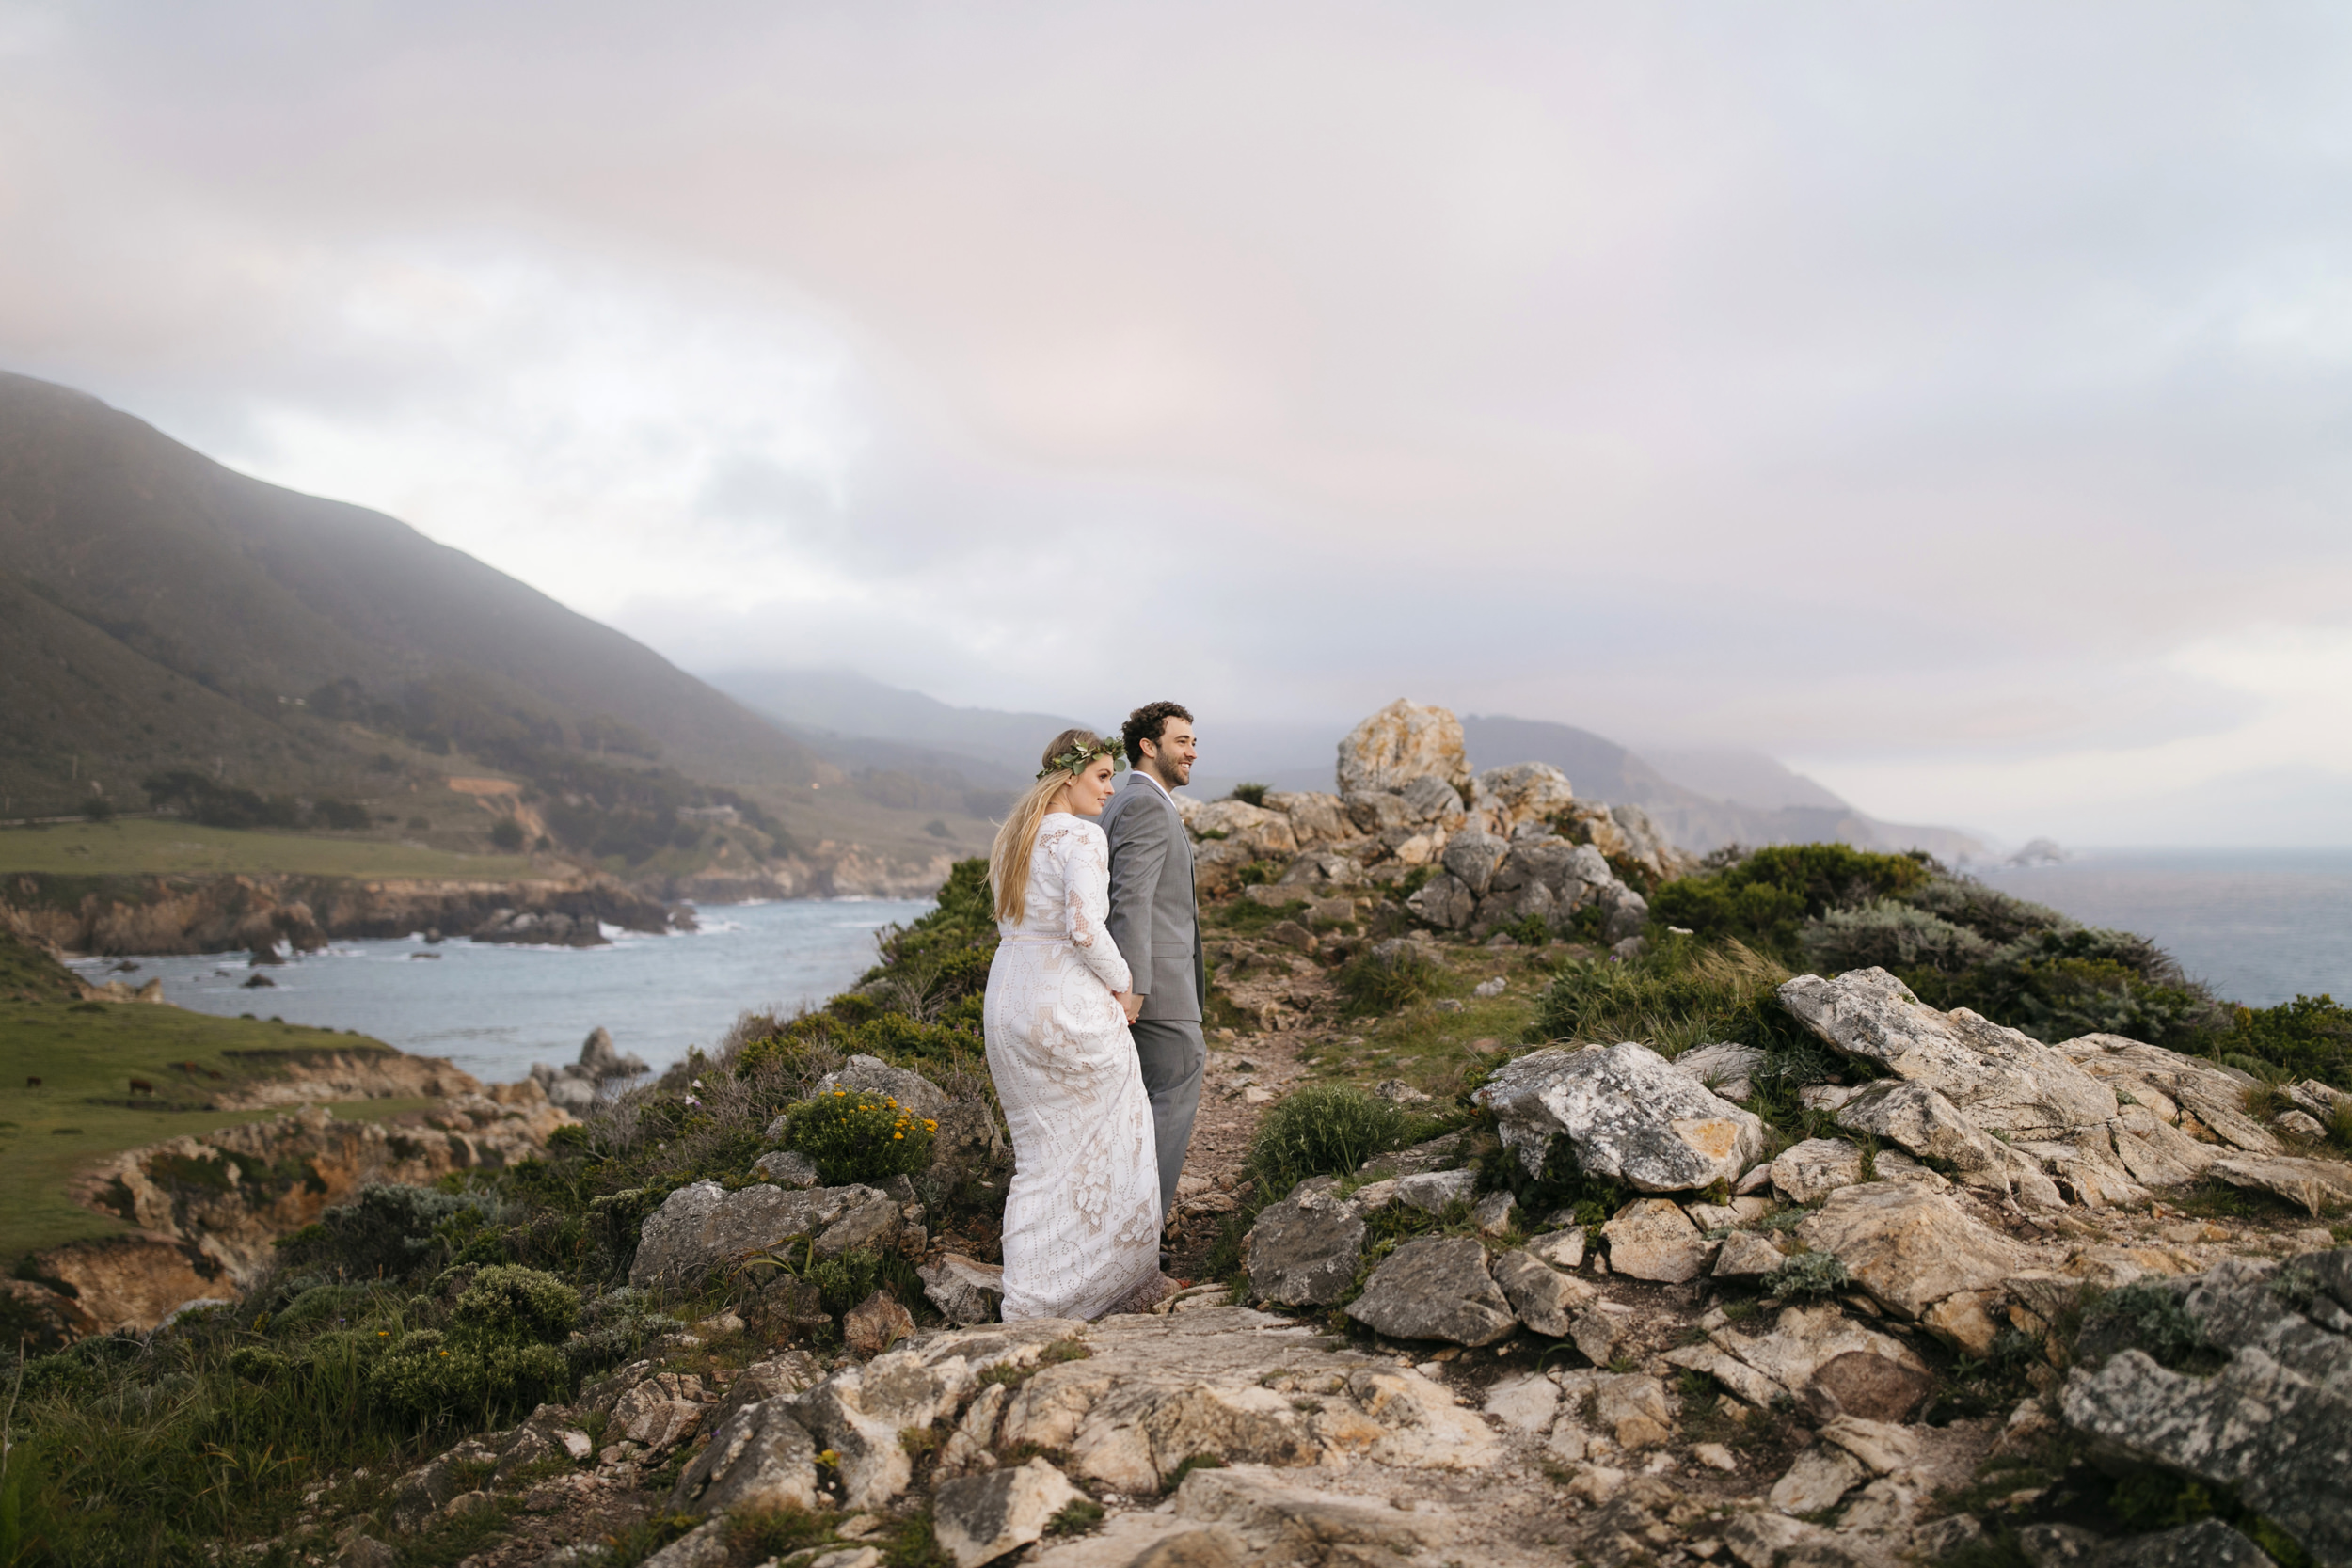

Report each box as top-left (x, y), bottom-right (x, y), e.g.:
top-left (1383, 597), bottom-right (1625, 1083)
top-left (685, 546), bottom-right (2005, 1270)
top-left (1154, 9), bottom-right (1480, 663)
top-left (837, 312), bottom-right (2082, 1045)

top-left (1971, 848), bottom-right (2352, 1008)
top-left (69, 897), bottom-right (934, 1085)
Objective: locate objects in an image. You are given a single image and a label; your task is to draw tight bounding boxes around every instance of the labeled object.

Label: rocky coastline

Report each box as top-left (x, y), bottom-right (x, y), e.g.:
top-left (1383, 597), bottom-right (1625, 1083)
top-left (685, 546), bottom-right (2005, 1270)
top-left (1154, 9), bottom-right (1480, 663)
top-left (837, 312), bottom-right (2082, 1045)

top-left (13, 699), bottom-right (2352, 1567)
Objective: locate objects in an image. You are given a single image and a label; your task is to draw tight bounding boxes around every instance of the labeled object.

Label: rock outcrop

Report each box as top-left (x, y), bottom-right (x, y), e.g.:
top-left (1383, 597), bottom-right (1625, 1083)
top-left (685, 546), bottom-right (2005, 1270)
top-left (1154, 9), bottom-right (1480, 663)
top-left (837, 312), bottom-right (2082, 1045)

top-left (630, 1180), bottom-right (905, 1287)
top-left (1475, 1041), bottom-right (1768, 1193)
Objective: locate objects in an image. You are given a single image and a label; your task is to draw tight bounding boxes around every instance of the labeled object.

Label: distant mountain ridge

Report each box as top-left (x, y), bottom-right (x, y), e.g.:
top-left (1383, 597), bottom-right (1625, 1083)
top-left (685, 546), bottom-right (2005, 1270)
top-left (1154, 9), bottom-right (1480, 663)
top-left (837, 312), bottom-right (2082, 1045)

top-left (702, 668), bottom-right (1986, 862)
top-left (0, 371), bottom-right (982, 884)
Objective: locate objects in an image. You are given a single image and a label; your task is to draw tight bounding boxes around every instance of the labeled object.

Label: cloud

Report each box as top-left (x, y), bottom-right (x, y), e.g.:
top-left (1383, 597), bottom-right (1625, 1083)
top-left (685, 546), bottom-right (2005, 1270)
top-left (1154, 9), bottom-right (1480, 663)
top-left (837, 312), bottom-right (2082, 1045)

top-left (4, 2), bottom-right (2352, 841)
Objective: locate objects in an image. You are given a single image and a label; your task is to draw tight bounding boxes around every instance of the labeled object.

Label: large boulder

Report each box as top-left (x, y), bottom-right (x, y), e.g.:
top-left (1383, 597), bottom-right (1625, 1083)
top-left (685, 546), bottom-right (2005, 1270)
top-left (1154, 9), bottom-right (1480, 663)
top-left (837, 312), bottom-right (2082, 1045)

top-left (2060, 1250), bottom-right (2352, 1567)
top-left (1795, 1181), bottom-right (2026, 1321)
top-left (1186, 800), bottom-right (1300, 861)
top-left (630, 1180), bottom-right (894, 1287)
top-left (1601, 1198), bottom-right (1713, 1283)
top-left (1673, 1042), bottom-right (1766, 1102)
top-left (1261, 791), bottom-right (1360, 849)
top-left (1468, 763), bottom-right (1578, 837)
top-left (931, 1459), bottom-right (1084, 1568)
top-left (1405, 873), bottom-right (1476, 932)
top-left (1439, 831), bottom-right (1512, 898)
top-left (1244, 1183), bottom-right (1369, 1307)
top-left (1779, 968), bottom-right (2116, 1137)
top-left (811, 1053), bottom-right (950, 1121)
top-left (2058, 1033), bottom-right (2285, 1157)
top-left (1475, 1042), bottom-right (1768, 1194)
top-left (1770, 1138), bottom-right (1866, 1203)
top-left (666, 1396), bottom-right (819, 1516)
top-left (918, 1254), bottom-right (1007, 1325)
top-left (1337, 701), bottom-right (1470, 795)
top-left (1344, 1237), bottom-right (1516, 1345)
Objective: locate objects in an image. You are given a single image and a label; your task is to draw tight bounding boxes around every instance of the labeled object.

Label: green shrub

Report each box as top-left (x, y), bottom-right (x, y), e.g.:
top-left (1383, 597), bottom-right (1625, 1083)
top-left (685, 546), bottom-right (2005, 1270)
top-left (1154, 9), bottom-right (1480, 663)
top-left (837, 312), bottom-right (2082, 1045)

top-left (2223, 994), bottom-right (2352, 1087)
top-left (1803, 900), bottom-right (1993, 975)
top-left (1651, 845), bottom-right (1931, 959)
top-left (1245, 1083), bottom-right (1406, 1198)
top-left (1761, 1251), bottom-right (1851, 1303)
top-left (1335, 944), bottom-right (1444, 1016)
top-left (1524, 940), bottom-right (1812, 1062)
top-left (785, 1088), bottom-right (939, 1185)
top-left (275, 1183), bottom-right (497, 1282)
top-left (452, 1265), bottom-right (580, 1342)
top-left (1229, 783), bottom-right (1270, 807)
top-left (368, 1330), bottom-right (569, 1428)
top-left (850, 1011), bottom-right (981, 1063)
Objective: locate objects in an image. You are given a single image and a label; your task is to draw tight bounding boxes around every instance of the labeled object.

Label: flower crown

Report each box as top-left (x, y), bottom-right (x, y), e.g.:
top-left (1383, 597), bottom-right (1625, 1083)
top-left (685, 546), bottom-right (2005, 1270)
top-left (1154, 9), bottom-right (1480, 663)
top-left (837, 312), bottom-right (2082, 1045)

top-left (1038, 736), bottom-right (1126, 779)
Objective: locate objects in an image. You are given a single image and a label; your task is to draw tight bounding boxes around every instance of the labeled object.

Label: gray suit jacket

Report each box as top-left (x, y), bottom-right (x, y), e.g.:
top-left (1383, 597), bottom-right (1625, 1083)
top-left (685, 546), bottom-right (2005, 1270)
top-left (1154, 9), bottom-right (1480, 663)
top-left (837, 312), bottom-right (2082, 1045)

top-left (1101, 773), bottom-right (1205, 1022)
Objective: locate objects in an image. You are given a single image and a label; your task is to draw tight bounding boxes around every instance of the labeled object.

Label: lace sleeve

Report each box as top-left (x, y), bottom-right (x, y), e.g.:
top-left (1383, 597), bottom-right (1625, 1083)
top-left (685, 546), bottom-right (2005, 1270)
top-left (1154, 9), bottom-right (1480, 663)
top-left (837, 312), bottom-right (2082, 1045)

top-left (1060, 824), bottom-right (1134, 995)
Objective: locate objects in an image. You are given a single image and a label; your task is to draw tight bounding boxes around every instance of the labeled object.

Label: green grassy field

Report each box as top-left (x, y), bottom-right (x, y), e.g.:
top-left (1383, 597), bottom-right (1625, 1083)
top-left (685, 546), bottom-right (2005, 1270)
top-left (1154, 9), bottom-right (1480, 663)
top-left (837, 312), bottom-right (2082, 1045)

top-left (0, 995), bottom-right (435, 1259)
top-left (0, 818), bottom-right (536, 879)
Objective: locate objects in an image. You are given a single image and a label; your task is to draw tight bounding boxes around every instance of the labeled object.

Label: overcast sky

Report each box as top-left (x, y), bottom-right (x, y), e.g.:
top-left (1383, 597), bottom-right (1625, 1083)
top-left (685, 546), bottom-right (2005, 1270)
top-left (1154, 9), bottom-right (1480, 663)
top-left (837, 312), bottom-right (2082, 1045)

top-left (5, 2), bottom-right (2349, 845)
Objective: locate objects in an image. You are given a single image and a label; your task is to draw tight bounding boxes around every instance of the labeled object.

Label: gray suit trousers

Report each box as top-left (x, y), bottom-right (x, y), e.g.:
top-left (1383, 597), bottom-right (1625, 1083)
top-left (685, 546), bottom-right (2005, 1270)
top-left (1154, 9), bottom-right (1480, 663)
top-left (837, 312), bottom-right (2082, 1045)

top-left (1130, 1015), bottom-right (1205, 1222)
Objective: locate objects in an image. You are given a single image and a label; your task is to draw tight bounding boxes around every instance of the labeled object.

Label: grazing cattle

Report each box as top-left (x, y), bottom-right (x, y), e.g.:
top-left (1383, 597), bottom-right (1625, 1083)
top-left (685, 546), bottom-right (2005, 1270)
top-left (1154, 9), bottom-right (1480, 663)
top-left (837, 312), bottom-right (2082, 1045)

top-left (25, 1076), bottom-right (40, 1089)
top-left (128, 1078), bottom-right (154, 1096)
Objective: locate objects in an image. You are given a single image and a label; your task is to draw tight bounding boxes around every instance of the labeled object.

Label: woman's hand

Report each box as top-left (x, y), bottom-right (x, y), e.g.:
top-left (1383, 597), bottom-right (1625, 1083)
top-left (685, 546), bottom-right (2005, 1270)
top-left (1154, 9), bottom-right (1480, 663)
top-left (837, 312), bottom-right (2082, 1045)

top-left (1115, 990), bottom-right (1144, 1024)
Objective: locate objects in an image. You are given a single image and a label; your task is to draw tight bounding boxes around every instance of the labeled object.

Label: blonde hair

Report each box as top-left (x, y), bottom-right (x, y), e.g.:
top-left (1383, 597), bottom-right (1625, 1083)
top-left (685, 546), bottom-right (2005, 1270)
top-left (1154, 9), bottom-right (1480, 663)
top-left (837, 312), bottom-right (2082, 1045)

top-left (990, 728), bottom-right (1114, 925)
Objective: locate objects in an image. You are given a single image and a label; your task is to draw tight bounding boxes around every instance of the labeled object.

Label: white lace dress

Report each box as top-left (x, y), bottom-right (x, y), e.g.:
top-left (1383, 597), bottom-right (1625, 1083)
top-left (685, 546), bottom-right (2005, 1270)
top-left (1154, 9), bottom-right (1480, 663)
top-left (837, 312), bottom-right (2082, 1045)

top-left (983, 813), bottom-right (1163, 1320)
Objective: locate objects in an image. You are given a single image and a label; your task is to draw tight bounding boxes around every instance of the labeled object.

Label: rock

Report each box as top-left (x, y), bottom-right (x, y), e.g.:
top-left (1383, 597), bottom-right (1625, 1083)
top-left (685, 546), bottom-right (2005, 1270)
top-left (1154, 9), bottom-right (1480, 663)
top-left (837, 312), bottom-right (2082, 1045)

top-left (930, 1458), bottom-right (1085, 1568)
top-left (1674, 1042), bottom-right (1767, 1102)
top-left (1833, 1079), bottom-right (2028, 1196)
top-left (1804, 1351), bottom-right (1932, 1423)
top-left (1471, 1191), bottom-right (1516, 1235)
top-left (1491, 1247), bottom-right (1596, 1337)
top-left (1336, 700), bottom-right (1470, 795)
top-left (2279, 1109), bottom-right (2329, 1140)
top-left (1469, 762), bottom-right (1579, 836)
top-left (1768, 1445), bottom-right (1867, 1515)
top-left (2205, 1156), bottom-right (2352, 1216)
top-left (2104, 1520), bottom-right (2280, 1566)
top-left (1483, 1371), bottom-right (1562, 1433)
top-left (1771, 1137), bottom-right (1866, 1202)
top-left (2058, 1250), bottom-right (2352, 1565)
top-left (1602, 1198), bottom-right (1713, 1283)
top-left (331, 1531), bottom-right (399, 1568)
top-left (1526, 1227), bottom-right (1587, 1271)
top-left (612, 1372), bottom-right (707, 1450)
top-left (667, 1395), bottom-right (819, 1516)
top-left (1344, 1236), bottom-right (1517, 1345)
top-left (752, 1148), bottom-right (821, 1188)
top-left (1579, 1370), bottom-right (1680, 1449)
top-left (844, 1291), bottom-right (915, 1358)
top-left (1395, 1168), bottom-right (1479, 1212)
top-left (1263, 919), bottom-right (1316, 954)
top-left (713, 1351), bottom-right (828, 1425)
top-left (1242, 1185), bottom-right (1368, 1308)
top-left (1923, 1291), bottom-right (2005, 1357)
top-left (816, 1196), bottom-right (906, 1260)
top-left (1796, 1181), bottom-right (2026, 1320)
top-left (1713, 1231), bottom-right (1786, 1279)
top-left (1439, 831), bottom-right (1513, 897)
top-left (629, 1180), bottom-right (892, 1287)
top-left (1262, 790), bottom-right (1359, 848)
top-left (1186, 800), bottom-right (1299, 861)
top-left (1476, 1041), bottom-right (1768, 1194)
top-left (1702, 1303), bottom-right (1934, 1407)
top-left (1372, 1079), bottom-right (1431, 1105)
top-left (1816, 1414), bottom-right (1918, 1475)
top-left (577, 1026), bottom-right (649, 1081)
top-left (1405, 872), bottom-right (1476, 930)
top-left (815, 1054), bottom-right (950, 1121)
top-left (639, 1520), bottom-right (732, 1568)
top-left (1838, 1472), bottom-right (1929, 1535)
top-left (1781, 968), bottom-right (2117, 1136)
top-left (1597, 884), bottom-right (1649, 944)
top-left (920, 1254), bottom-right (1008, 1325)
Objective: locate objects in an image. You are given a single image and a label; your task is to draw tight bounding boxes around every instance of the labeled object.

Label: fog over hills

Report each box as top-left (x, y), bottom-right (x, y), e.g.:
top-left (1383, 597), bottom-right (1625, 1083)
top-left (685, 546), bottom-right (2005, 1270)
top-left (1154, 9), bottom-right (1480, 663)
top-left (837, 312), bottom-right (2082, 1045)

top-left (0, 372), bottom-right (991, 875)
top-left (707, 669), bottom-right (1987, 862)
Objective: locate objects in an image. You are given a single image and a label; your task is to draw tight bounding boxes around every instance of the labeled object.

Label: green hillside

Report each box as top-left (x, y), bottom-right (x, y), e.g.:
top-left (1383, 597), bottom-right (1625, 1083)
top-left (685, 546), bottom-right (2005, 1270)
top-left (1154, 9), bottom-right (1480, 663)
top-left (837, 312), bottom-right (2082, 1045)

top-left (0, 372), bottom-right (977, 873)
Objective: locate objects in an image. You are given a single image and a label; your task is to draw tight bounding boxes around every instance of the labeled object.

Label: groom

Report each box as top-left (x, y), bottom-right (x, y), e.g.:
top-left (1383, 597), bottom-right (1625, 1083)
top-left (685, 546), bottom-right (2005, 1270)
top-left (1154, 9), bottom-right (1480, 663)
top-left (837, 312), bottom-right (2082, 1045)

top-left (1101, 700), bottom-right (1206, 1231)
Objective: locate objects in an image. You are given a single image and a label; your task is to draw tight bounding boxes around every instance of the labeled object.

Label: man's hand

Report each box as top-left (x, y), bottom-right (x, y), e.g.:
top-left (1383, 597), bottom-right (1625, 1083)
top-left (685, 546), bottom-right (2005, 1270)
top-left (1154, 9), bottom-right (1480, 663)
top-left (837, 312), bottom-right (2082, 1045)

top-left (1119, 990), bottom-right (1145, 1023)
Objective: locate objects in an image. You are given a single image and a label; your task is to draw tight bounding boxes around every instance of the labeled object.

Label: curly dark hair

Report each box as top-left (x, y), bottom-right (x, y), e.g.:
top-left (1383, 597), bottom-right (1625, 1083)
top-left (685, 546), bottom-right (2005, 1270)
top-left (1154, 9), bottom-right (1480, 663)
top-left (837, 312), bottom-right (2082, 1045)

top-left (1121, 701), bottom-right (1194, 768)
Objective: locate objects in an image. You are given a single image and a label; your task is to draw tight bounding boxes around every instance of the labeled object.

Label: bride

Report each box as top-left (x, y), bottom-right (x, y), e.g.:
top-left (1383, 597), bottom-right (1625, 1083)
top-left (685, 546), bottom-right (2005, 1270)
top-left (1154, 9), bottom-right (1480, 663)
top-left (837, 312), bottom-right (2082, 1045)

top-left (983, 728), bottom-right (1168, 1320)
